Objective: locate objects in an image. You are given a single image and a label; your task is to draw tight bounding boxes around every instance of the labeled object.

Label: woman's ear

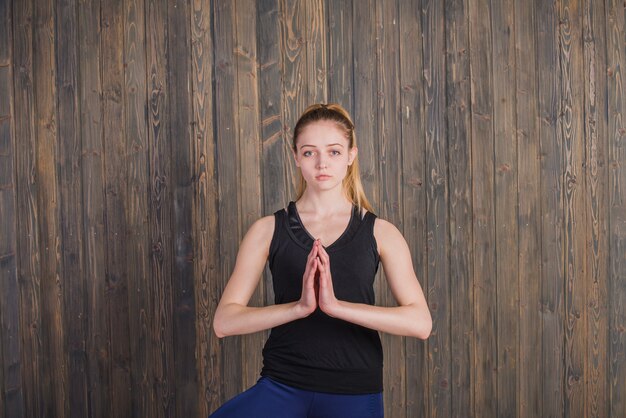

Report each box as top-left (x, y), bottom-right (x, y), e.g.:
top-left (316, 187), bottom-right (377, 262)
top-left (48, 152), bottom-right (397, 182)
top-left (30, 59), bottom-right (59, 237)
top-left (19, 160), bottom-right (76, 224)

top-left (292, 148), bottom-right (300, 167)
top-left (348, 147), bottom-right (358, 166)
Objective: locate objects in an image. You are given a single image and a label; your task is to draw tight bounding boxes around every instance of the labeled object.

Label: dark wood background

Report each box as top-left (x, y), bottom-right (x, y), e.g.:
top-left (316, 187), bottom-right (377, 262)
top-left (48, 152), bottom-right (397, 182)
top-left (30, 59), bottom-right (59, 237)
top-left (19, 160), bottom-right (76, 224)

top-left (0, 0), bottom-right (624, 417)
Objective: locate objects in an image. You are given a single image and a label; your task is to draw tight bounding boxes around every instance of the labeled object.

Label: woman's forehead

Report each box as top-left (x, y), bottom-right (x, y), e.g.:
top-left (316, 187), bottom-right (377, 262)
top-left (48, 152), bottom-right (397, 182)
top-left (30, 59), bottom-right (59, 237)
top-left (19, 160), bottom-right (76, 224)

top-left (297, 120), bottom-right (349, 147)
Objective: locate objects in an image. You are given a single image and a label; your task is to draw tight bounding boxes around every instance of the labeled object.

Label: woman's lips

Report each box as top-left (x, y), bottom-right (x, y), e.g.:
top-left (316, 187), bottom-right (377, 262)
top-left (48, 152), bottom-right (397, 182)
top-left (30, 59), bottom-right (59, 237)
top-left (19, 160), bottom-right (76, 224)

top-left (315, 174), bottom-right (331, 181)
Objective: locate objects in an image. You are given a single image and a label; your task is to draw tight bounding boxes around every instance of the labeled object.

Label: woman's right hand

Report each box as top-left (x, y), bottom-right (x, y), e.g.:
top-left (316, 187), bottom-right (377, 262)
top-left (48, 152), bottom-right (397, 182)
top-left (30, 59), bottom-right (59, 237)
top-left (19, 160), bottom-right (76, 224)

top-left (295, 239), bottom-right (320, 317)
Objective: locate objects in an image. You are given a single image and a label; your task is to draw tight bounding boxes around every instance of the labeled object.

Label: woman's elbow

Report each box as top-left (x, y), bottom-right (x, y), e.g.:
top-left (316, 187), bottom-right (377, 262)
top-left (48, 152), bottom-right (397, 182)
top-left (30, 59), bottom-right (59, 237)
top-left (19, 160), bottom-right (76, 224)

top-left (411, 309), bottom-right (432, 340)
top-left (212, 310), bottom-right (229, 338)
top-left (213, 318), bottom-right (225, 338)
top-left (415, 317), bottom-right (432, 340)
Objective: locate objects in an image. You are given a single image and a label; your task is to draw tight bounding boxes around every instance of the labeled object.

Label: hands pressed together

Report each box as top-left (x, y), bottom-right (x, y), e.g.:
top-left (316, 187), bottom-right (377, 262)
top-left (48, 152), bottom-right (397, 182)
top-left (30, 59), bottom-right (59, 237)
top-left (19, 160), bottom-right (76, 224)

top-left (296, 239), bottom-right (339, 317)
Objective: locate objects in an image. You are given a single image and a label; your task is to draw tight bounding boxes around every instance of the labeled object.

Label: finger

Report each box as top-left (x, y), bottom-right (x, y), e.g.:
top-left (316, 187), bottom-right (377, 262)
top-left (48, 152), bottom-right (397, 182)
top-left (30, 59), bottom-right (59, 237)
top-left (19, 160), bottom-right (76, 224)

top-left (319, 248), bottom-right (329, 267)
top-left (315, 257), bottom-right (326, 283)
top-left (307, 243), bottom-right (317, 260)
top-left (316, 257), bottom-right (325, 276)
top-left (308, 258), bottom-right (319, 279)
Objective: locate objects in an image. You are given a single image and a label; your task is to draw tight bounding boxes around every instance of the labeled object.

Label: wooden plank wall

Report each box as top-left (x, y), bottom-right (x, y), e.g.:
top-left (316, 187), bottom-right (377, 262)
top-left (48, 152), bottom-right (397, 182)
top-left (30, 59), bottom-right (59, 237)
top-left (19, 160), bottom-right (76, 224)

top-left (0, 0), bottom-right (624, 417)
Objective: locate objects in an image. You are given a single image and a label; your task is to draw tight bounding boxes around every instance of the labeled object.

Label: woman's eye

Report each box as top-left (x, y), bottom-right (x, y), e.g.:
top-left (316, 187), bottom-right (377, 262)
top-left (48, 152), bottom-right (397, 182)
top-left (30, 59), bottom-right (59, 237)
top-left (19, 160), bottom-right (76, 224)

top-left (303, 151), bottom-right (313, 157)
top-left (330, 150), bottom-right (341, 156)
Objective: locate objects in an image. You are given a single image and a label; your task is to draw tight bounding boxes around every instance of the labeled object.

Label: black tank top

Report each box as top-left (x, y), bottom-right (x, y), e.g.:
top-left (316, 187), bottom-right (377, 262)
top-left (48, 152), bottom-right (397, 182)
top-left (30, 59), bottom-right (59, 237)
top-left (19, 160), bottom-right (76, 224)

top-left (261, 202), bottom-right (383, 394)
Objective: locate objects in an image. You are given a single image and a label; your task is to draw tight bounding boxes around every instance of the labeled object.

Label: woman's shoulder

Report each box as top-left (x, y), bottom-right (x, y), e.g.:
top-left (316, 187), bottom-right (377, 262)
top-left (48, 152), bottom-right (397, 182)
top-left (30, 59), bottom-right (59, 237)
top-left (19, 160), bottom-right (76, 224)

top-left (243, 215), bottom-right (276, 247)
top-left (250, 215), bottom-right (276, 234)
top-left (372, 217), bottom-right (406, 256)
top-left (372, 216), bottom-right (400, 236)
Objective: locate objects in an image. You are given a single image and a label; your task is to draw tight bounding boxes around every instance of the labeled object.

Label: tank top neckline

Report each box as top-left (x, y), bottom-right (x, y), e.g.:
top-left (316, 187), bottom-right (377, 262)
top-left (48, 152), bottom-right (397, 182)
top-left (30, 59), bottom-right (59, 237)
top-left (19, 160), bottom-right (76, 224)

top-left (285, 201), bottom-right (371, 252)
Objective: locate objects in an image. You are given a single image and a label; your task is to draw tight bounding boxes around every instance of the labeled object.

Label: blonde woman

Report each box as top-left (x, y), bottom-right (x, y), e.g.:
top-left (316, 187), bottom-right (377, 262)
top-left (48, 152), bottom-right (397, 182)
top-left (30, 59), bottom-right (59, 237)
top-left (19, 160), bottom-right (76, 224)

top-left (210, 103), bottom-right (432, 418)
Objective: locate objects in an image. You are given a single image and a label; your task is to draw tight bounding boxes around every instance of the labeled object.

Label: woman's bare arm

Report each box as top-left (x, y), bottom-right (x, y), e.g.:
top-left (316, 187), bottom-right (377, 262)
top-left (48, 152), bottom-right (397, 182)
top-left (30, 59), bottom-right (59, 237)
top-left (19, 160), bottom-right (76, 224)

top-left (212, 216), bottom-right (318, 338)
top-left (318, 218), bottom-right (432, 339)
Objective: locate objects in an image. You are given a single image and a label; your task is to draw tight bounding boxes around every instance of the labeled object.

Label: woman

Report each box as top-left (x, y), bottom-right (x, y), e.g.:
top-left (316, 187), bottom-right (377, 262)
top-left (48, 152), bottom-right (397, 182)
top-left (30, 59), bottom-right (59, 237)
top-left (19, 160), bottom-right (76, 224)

top-left (211, 103), bottom-right (432, 418)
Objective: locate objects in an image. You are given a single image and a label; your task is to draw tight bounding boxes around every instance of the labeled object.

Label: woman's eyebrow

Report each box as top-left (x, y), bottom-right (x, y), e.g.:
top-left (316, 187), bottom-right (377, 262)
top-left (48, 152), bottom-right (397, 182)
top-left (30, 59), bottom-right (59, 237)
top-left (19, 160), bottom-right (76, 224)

top-left (300, 143), bottom-right (345, 149)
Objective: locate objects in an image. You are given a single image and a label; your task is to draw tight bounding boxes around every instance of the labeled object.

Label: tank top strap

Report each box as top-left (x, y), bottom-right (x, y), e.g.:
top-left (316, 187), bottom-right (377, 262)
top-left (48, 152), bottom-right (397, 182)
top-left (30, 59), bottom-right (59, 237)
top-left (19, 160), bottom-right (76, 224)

top-left (268, 208), bottom-right (287, 269)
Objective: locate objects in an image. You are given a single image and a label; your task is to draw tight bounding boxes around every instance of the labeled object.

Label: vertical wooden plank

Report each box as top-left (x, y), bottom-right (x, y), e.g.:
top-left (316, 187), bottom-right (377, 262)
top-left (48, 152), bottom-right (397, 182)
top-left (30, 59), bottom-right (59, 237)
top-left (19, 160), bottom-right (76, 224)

top-left (536, 0), bottom-right (565, 416)
top-left (124, 0), bottom-right (153, 415)
top-left (213, 0), bottom-right (242, 401)
top-left (235, 0), bottom-right (264, 391)
top-left (351, 6), bottom-right (382, 412)
top-left (352, 0), bottom-right (378, 207)
top-left (606, 0), bottom-right (626, 416)
top-left (0, 0), bottom-right (25, 415)
top-left (33, 0), bottom-right (66, 415)
top-left (77, 1), bottom-right (109, 417)
top-left (445, 0), bottom-right (474, 416)
top-left (0, 314), bottom-right (3, 417)
top-left (327, 0), bottom-right (353, 111)
top-left (146, 0), bottom-right (174, 415)
top-left (491, 1), bottom-right (519, 416)
top-left (305, 0), bottom-right (327, 104)
top-left (166, 1), bottom-right (198, 416)
top-left (55, 0), bottom-right (88, 416)
top-left (468, 0), bottom-right (497, 415)
top-left (259, 0), bottom-right (286, 315)
top-left (559, 1), bottom-right (587, 416)
top-left (259, 0), bottom-right (287, 215)
top-left (583, 1), bottom-right (609, 417)
top-left (191, 0), bottom-right (220, 414)
top-left (514, 0), bottom-right (541, 416)
top-left (12, 0), bottom-right (45, 416)
top-left (421, 0), bottom-right (451, 417)
top-left (400, 1), bottom-right (428, 416)
top-left (280, 0), bottom-right (306, 199)
top-left (101, 0), bottom-right (133, 416)
top-left (375, 1), bottom-right (405, 416)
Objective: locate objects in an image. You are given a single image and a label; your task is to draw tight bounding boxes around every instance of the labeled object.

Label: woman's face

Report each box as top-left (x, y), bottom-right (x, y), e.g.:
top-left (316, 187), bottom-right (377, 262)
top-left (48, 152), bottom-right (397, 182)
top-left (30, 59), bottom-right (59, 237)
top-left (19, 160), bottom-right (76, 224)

top-left (293, 120), bottom-right (357, 192)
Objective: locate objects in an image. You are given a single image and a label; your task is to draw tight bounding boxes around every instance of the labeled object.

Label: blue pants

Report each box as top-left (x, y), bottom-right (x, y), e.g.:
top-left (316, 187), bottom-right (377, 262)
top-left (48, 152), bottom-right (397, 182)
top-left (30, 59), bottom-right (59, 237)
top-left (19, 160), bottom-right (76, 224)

top-left (209, 376), bottom-right (384, 418)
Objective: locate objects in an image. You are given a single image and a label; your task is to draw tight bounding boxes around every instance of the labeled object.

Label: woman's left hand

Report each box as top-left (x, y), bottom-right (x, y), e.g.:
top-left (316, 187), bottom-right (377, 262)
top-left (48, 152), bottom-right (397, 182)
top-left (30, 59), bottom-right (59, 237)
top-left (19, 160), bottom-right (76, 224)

top-left (316, 242), bottom-right (340, 316)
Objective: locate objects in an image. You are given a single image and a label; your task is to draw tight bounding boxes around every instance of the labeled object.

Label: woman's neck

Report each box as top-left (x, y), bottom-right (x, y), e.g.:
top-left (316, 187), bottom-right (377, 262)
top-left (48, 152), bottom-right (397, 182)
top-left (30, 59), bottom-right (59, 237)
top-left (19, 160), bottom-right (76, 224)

top-left (296, 188), bottom-right (352, 218)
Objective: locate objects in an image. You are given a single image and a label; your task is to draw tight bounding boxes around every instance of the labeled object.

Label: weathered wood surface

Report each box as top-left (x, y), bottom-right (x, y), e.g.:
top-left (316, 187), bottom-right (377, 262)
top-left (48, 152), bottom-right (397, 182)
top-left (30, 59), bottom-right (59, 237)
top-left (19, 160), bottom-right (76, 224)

top-left (1, 1), bottom-right (624, 417)
top-left (515, 0), bottom-right (541, 416)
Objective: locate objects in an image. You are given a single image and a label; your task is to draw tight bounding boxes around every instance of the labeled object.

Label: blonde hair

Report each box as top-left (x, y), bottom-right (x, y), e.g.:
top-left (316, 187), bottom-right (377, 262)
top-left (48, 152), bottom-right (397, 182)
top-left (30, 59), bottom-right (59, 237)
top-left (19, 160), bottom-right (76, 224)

top-left (292, 103), bottom-right (374, 213)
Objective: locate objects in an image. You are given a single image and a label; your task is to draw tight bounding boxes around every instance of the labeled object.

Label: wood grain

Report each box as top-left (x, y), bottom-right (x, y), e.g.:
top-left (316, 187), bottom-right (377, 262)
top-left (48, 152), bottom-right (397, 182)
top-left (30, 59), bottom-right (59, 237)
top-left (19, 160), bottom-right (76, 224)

top-left (166, 1), bottom-right (199, 416)
top-left (328, 0), bottom-right (353, 111)
top-left (559, 1), bottom-right (587, 416)
top-left (258, 0), bottom-right (283, 314)
top-left (491, 0), bottom-right (519, 416)
top-left (124, 0), bottom-right (153, 415)
top-left (191, 0), bottom-right (220, 415)
top-left (515, 0), bottom-right (542, 416)
top-left (422, 0), bottom-right (452, 417)
top-left (77, 0), bottom-right (109, 417)
top-left (468, 0), bottom-right (497, 415)
top-left (583, 1), bottom-right (609, 417)
top-left (445, 0), bottom-right (474, 416)
top-left (147, 0), bottom-right (175, 415)
top-left (606, 0), bottom-right (626, 416)
top-left (12, 0), bottom-right (44, 416)
top-left (33, 0), bottom-right (67, 414)
top-left (213, 0), bottom-right (242, 402)
top-left (101, 0), bottom-right (133, 416)
top-left (352, 0), bottom-right (379, 207)
top-left (376, 1), bottom-right (406, 416)
top-left (0, 0), bottom-right (24, 415)
top-left (281, 0), bottom-right (306, 199)
top-left (235, 0), bottom-right (264, 392)
top-left (400, 1), bottom-right (428, 417)
top-left (305, 0), bottom-right (327, 104)
top-left (537, 0), bottom-right (566, 416)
